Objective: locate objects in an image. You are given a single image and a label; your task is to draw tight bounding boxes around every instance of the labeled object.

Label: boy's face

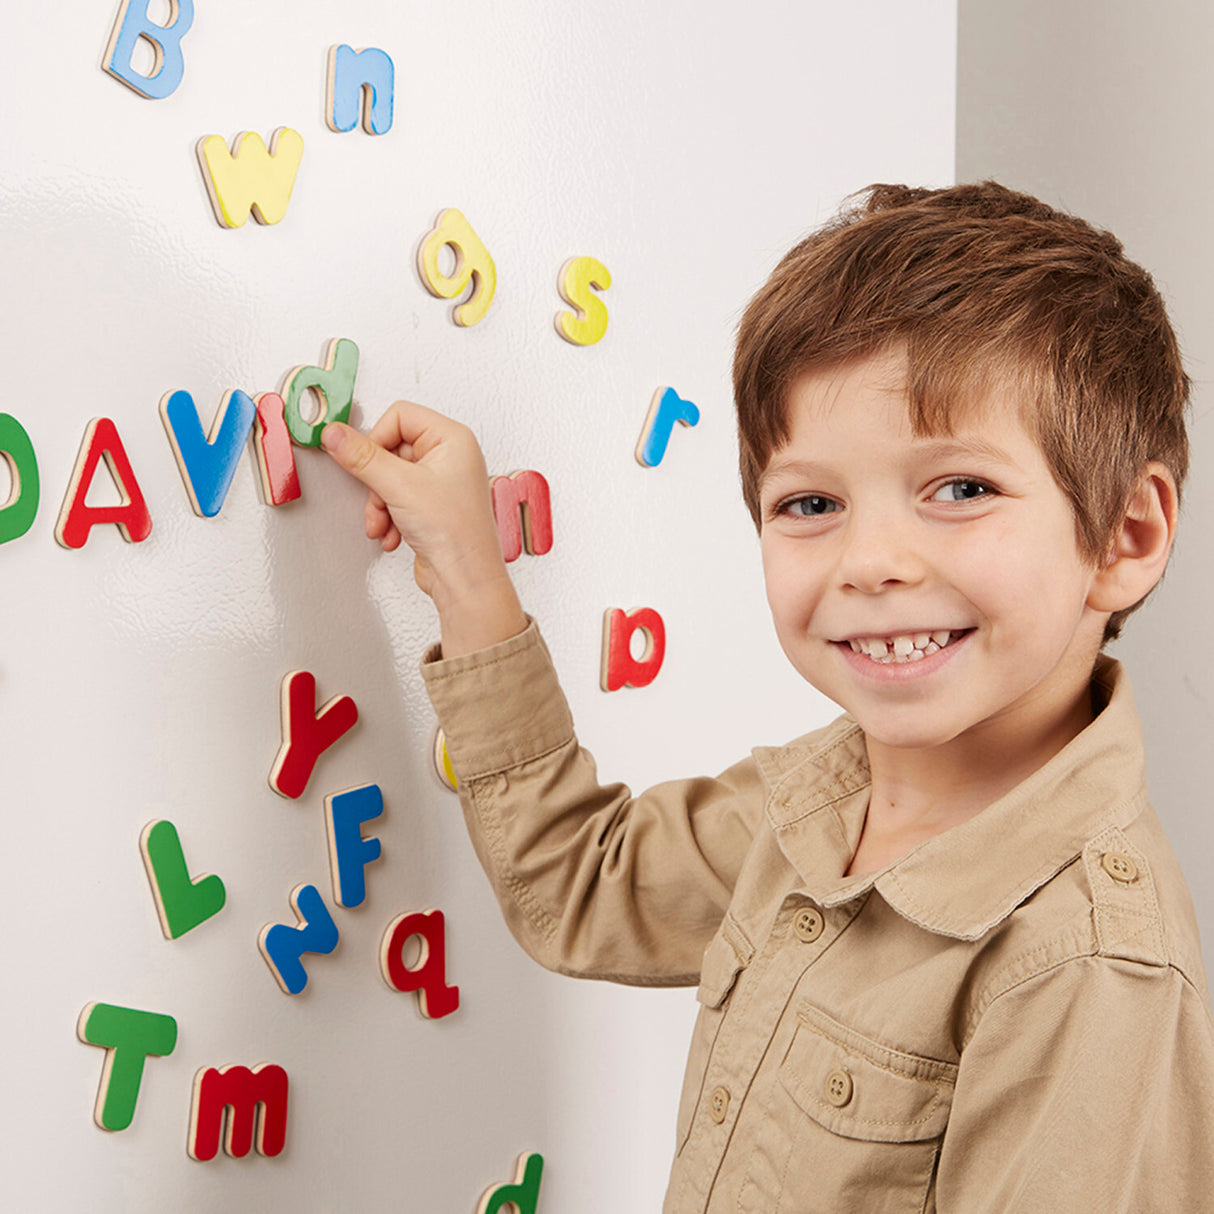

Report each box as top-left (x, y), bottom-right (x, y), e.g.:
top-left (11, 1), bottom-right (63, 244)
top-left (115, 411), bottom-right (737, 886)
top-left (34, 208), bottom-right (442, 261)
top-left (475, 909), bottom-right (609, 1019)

top-left (758, 348), bottom-right (1109, 757)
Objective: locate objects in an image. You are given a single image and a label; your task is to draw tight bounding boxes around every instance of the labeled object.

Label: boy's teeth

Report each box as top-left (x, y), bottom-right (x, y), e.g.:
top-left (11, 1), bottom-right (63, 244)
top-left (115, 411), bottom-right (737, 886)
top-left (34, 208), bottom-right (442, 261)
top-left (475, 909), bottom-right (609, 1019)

top-left (849, 630), bottom-right (962, 664)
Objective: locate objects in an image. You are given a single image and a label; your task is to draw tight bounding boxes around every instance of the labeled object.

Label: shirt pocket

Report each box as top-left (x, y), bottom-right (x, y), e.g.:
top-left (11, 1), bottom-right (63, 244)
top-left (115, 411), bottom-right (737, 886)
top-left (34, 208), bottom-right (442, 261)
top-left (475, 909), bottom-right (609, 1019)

top-left (675, 919), bottom-right (752, 1153)
top-left (742, 1002), bottom-right (957, 1213)
top-left (780, 1002), bottom-right (957, 1141)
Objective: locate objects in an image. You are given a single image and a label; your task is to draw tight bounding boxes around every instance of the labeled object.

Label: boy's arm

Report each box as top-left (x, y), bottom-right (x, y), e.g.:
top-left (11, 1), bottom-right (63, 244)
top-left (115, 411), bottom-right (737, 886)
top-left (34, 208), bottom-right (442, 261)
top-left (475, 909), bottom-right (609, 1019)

top-left (324, 405), bottom-right (765, 979)
top-left (422, 618), bottom-right (765, 982)
top-left (937, 956), bottom-right (1214, 1209)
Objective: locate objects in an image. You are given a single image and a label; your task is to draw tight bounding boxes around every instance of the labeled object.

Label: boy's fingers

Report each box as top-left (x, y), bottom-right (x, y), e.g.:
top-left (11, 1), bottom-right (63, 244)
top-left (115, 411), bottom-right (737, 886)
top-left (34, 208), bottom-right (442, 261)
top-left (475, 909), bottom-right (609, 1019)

top-left (364, 496), bottom-right (390, 540)
top-left (321, 421), bottom-right (414, 501)
top-left (366, 399), bottom-right (448, 455)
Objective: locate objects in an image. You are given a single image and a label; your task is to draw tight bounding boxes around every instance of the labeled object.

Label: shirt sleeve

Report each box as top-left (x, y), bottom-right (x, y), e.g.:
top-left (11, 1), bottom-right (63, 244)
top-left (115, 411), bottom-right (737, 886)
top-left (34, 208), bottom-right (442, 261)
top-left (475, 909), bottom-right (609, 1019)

top-left (937, 953), bottom-right (1214, 1212)
top-left (421, 619), bottom-right (767, 985)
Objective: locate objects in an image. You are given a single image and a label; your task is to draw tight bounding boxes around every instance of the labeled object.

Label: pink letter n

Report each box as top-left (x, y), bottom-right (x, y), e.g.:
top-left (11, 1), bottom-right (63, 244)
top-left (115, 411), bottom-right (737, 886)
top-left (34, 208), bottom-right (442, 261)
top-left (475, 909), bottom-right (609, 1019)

top-left (491, 470), bottom-right (553, 563)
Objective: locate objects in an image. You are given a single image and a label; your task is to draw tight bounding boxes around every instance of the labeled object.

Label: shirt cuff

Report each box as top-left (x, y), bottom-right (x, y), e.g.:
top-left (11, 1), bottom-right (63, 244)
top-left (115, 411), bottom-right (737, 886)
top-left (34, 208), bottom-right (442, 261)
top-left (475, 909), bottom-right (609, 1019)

top-left (421, 617), bottom-right (576, 780)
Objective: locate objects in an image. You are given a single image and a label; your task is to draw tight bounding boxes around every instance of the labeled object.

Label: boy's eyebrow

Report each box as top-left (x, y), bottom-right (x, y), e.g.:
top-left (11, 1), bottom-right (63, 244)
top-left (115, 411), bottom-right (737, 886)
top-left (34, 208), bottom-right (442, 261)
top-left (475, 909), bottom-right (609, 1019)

top-left (760, 436), bottom-right (1019, 488)
top-left (758, 457), bottom-right (831, 488)
top-left (912, 435), bottom-right (1019, 465)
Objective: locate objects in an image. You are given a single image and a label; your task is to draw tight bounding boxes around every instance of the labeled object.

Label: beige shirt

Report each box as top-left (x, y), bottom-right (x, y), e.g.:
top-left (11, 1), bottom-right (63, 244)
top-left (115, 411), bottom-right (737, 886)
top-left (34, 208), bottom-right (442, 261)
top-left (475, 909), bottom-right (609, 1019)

top-left (423, 622), bottom-right (1214, 1212)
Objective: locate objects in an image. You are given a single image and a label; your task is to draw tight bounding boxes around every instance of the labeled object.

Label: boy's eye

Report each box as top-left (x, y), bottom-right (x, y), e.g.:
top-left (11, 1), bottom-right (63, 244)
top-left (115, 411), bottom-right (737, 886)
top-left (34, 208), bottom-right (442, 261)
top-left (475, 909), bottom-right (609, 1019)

top-left (930, 479), bottom-right (994, 503)
top-left (782, 495), bottom-right (840, 517)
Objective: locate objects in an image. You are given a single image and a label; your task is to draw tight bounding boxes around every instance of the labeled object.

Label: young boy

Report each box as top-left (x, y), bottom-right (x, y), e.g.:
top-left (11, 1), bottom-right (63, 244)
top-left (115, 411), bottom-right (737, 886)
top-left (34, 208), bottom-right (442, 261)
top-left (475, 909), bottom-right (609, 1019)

top-left (322, 182), bottom-right (1214, 1210)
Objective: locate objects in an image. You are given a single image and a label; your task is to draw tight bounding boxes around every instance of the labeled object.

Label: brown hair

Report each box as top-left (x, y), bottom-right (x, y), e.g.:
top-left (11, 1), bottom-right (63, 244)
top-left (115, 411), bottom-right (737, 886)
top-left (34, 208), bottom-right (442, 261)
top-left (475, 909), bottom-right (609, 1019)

top-left (733, 181), bottom-right (1189, 640)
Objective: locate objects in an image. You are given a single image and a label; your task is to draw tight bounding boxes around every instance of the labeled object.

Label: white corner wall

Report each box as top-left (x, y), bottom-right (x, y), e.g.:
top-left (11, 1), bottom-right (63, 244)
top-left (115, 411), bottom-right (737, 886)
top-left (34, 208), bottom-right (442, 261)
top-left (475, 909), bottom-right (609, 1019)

top-left (1, 3), bottom-right (955, 1210)
top-left (958, 0), bottom-right (1214, 978)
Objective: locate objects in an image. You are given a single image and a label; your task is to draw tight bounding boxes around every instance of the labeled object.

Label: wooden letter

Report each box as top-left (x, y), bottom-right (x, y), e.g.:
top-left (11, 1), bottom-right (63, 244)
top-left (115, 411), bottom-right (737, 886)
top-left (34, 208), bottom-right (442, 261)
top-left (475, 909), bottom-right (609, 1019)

top-left (268, 671), bottom-right (358, 800)
top-left (601, 607), bottom-right (666, 691)
top-left (258, 884), bottom-right (339, 995)
top-left (478, 1153), bottom-right (545, 1214)
top-left (0, 413), bottom-right (39, 544)
top-left (555, 255), bottom-right (611, 345)
top-left (380, 909), bottom-right (459, 1019)
top-left (102, 0), bottom-right (194, 99)
top-left (326, 45), bottom-right (394, 134)
top-left (491, 470), bottom-right (553, 563)
top-left (197, 128), bottom-right (305, 228)
top-left (188, 1064), bottom-right (289, 1160)
top-left (281, 339), bottom-right (359, 447)
top-left (77, 1003), bottom-right (177, 1131)
top-left (252, 392), bottom-right (301, 505)
top-left (325, 784), bottom-right (383, 909)
top-left (417, 209), bottom-right (496, 326)
top-left (160, 389), bottom-right (257, 518)
top-left (140, 820), bottom-right (226, 939)
top-left (55, 418), bottom-right (152, 549)
top-left (636, 386), bottom-right (700, 468)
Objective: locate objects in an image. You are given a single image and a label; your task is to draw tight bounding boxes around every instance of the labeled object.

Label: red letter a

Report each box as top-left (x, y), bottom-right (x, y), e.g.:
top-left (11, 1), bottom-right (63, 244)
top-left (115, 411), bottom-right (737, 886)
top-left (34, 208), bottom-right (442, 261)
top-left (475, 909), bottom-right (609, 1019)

top-left (55, 418), bottom-right (152, 549)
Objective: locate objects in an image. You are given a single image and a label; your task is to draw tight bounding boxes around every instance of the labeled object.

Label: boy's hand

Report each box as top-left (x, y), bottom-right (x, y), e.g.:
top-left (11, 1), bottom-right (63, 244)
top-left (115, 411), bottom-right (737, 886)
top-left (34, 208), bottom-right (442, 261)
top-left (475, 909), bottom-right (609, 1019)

top-left (321, 403), bottom-right (527, 658)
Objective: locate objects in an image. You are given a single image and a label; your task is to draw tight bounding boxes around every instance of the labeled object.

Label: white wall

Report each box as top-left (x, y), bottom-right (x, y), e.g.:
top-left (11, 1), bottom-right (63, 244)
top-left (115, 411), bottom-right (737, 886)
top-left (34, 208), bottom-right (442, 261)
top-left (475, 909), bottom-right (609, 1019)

top-left (958, 0), bottom-right (1214, 977)
top-left (0, 3), bottom-right (955, 1210)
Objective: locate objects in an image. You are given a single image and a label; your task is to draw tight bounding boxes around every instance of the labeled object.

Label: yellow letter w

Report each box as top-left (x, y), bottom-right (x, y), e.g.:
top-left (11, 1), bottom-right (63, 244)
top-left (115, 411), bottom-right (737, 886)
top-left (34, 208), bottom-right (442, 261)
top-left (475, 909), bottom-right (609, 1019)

top-left (196, 127), bottom-right (305, 228)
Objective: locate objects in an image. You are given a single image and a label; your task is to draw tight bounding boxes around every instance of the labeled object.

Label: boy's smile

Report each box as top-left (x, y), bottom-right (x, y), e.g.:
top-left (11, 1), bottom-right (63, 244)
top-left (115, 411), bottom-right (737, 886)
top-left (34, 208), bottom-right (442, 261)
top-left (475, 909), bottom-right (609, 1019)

top-left (758, 347), bottom-right (1108, 774)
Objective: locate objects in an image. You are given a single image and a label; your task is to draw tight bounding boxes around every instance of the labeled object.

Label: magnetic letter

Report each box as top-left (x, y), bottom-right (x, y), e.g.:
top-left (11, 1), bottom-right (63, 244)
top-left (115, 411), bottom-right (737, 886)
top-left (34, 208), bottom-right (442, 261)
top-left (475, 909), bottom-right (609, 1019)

top-left (77, 1003), bottom-right (177, 1131)
top-left (417, 209), bottom-right (496, 327)
top-left (258, 884), bottom-right (339, 995)
top-left (252, 393), bottom-right (301, 505)
top-left (268, 671), bottom-right (359, 799)
top-left (55, 418), bottom-right (153, 549)
top-left (433, 728), bottom-right (458, 791)
top-left (188, 1064), bottom-right (289, 1161)
top-left (380, 909), bottom-right (459, 1019)
top-left (281, 339), bottom-right (359, 447)
top-left (601, 607), bottom-right (666, 691)
top-left (102, 0), bottom-right (194, 99)
top-left (160, 389), bottom-right (257, 518)
top-left (196, 128), bottom-right (305, 228)
top-left (555, 256), bottom-right (611, 346)
top-left (491, 470), bottom-right (553, 563)
top-left (635, 387), bottom-right (700, 468)
top-left (0, 413), bottom-right (39, 544)
top-left (326, 45), bottom-right (395, 135)
top-left (140, 820), bottom-right (226, 939)
top-left (478, 1153), bottom-right (545, 1214)
top-left (325, 784), bottom-right (383, 909)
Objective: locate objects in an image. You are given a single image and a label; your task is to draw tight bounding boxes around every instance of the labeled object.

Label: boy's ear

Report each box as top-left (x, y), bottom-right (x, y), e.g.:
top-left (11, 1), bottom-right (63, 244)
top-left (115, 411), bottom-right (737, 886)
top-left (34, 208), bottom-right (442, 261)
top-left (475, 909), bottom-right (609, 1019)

top-left (1087, 462), bottom-right (1179, 613)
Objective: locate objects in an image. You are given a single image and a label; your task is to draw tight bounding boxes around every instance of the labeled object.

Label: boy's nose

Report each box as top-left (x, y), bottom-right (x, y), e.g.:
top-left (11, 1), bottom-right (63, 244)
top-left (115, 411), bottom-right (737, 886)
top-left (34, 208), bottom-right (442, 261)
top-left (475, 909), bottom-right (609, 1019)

top-left (836, 512), bottom-right (926, 593)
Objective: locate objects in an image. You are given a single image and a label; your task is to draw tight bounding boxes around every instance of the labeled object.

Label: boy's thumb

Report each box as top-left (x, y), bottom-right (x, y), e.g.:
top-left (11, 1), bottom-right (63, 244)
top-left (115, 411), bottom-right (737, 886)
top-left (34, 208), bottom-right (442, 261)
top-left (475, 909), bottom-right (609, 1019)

top-left (320, 422), bottom-right (407, 499)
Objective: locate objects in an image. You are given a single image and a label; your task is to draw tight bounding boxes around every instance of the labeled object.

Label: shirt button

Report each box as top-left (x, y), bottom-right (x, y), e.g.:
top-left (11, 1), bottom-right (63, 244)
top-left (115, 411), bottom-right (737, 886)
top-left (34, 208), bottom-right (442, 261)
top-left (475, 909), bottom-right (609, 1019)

top-left (825, 1069), bottom-right (854, 1107)
top-left (708, 1086), bottom-right (730, 1123)
top-left (793, 906), bottom-right (825, 943)
top-left (1101, 851), bottom-right (1139, 884)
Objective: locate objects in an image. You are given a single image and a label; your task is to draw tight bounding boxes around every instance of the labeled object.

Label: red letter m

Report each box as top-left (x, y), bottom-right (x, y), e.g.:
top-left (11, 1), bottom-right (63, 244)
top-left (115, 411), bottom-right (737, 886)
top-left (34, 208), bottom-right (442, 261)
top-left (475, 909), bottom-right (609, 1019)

top-left (188, 1064), bottom-right (289, 1161)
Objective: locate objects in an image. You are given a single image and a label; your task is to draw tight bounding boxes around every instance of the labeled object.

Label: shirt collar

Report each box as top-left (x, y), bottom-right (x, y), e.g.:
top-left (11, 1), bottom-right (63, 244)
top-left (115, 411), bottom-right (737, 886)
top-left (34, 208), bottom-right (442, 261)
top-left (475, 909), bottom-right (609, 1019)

top-left (754, 655), bottom-right (1149, 941)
